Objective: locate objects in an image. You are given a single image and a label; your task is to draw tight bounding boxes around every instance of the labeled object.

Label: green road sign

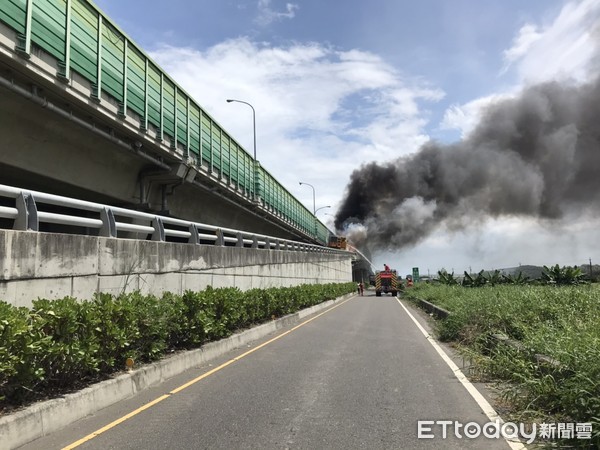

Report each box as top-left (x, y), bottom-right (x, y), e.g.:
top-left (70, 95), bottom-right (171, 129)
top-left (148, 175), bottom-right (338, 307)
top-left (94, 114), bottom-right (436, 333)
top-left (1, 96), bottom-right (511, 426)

top-left (412, 267), bottom-right (420, 282)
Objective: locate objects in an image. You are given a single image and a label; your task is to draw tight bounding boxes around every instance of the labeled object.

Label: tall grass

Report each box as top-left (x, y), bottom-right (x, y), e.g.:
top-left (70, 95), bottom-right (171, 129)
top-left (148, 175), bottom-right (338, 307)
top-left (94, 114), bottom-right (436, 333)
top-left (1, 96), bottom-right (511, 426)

top-left (408, 283), bottom-right (600, 447)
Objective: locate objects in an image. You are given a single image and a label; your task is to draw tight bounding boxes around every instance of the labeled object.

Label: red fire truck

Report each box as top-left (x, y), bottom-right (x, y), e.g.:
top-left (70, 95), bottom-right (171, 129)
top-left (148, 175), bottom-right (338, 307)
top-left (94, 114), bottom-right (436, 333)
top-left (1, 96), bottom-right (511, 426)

top-left (375, 264), bottom-right (401, 296)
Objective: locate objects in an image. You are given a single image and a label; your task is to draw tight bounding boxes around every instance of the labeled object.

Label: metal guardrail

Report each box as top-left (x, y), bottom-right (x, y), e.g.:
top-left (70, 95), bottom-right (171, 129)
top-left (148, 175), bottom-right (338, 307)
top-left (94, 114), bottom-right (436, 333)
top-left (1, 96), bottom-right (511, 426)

top-left (0, 183), bottom-right (342, 254)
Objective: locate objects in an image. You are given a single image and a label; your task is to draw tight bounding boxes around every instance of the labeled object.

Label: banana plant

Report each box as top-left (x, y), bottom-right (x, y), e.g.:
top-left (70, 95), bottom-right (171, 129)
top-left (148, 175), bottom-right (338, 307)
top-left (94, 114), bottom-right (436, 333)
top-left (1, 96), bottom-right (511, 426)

top-left (437, 270), bottom-right (459, 285)
top-left (501, 271), bottom-right (530, 285)
top-left (542, 264), bottom-right (585, 285)
top-left (484, 270), bottom-right (502, 286)
top-left (462, 270), bottom-right (487, 287)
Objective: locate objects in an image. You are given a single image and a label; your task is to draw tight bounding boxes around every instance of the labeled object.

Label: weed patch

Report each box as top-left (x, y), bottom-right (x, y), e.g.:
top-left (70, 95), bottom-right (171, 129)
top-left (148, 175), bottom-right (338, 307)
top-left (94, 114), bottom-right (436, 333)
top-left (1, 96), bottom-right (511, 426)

top-left (407, 283), bottom-right (600, 447)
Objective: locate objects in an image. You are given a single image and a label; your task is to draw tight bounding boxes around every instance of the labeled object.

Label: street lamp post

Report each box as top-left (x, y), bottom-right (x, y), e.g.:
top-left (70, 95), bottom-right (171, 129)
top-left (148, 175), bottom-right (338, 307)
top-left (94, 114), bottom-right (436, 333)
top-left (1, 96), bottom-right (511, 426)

top-left (314, 206), bottom-right (331, 243)
top-left (298, 181), bottom-right (315, 214)
top-left (299, 182), bottom-right (330, 240)
top-left (226, 99), bottom-right (258, 201)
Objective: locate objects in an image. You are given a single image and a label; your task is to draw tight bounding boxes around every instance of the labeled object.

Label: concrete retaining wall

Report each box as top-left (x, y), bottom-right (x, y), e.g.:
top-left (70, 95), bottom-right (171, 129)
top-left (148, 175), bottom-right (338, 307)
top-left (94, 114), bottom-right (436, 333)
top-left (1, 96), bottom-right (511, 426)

top-left (412, 297), bottom-right (451, 319)
top-left (0, 230), bottom-right (353, 307)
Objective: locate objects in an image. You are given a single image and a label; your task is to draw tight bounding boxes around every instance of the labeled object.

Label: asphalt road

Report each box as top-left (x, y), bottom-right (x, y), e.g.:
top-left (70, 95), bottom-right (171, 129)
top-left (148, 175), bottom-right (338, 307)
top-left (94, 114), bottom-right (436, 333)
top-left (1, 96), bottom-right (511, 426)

top-left (20, 293), bottom-right (515, 450)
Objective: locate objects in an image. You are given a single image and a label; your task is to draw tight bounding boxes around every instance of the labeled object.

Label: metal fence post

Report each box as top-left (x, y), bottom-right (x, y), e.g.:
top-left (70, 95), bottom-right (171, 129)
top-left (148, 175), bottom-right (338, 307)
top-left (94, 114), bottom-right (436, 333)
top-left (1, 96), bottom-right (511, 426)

top-left (215, 229), bottom-right (225, 246)
top-left (14, 192), bottom-right (38, 231)
top-left (151, 217), bottom-right (165, 241)
top-left (189, 224), bottom-right (200, 244)
top-left (100, 207), bottom-right (116, 237)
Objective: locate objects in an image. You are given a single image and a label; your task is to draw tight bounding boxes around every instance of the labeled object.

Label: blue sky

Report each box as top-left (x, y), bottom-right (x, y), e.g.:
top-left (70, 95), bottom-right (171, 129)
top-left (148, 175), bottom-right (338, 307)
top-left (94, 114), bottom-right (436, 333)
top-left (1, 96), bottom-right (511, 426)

top-left (96, 0), bottom-right (558, 142)
top-left (92, 0), bottom-right (600, 275)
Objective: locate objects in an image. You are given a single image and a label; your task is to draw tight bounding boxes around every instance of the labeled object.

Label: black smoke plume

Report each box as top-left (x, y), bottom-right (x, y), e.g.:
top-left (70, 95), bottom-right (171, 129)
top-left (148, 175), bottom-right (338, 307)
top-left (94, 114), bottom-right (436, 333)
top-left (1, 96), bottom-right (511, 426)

top-left (335, 76), bottom-right (600, 251)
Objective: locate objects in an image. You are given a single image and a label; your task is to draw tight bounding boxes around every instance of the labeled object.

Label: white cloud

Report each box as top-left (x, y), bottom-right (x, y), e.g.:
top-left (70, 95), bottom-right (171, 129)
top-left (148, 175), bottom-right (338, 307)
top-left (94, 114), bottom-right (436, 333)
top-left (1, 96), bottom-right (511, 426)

top-left (501, 24), bottom-right (542, 74)
top-left (149, 38), bottom-right (442, 216)
top-left (440, 92), bottom-right (513, 138)
top-left (255, 0), bottom-right (299, 26)
top-left (503, 0), bottom-right (600, 83)
top-left (441, 0), bottom-right (600, 137)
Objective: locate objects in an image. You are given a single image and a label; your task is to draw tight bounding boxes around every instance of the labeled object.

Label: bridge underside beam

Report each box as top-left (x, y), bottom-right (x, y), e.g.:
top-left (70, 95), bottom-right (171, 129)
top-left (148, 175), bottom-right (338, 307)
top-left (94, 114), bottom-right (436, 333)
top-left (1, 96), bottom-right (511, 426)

top-left (0, 68), bottom-right (315, 242)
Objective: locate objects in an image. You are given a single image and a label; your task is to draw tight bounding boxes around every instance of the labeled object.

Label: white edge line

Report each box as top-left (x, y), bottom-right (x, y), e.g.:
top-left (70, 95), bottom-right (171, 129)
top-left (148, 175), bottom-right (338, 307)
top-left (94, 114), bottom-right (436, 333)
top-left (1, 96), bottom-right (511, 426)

top-left (395, 297), bottom-right (527, 450)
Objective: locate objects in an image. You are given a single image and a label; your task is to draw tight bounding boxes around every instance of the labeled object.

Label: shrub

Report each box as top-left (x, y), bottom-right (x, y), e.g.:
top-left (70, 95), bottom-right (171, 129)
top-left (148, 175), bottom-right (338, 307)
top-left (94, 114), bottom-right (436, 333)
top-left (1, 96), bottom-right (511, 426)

top-left (30, 298), bottom-right (102, 389)
top-left (88, 293), bottom-right (141, 371)
top-left (0, 282), bottom-right (355, 411)
top-left (0, 302), bottom-right (47, 403)
top-left (125, 292), bottom-right (178, 362)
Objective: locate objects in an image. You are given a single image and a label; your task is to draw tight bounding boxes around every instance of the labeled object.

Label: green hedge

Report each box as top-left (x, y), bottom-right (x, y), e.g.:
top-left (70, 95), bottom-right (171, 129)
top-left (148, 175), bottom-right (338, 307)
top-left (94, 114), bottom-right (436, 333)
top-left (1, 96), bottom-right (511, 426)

top-left (0, 282), bottom-right (355, 409)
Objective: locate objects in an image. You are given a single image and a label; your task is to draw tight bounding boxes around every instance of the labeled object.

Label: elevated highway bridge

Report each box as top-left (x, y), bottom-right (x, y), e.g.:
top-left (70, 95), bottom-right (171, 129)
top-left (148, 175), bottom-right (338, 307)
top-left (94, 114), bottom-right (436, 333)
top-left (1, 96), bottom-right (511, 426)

top-left (0, 0), bottom-right (330, 245)
top-left (0, 0), bottom-right (373, 305)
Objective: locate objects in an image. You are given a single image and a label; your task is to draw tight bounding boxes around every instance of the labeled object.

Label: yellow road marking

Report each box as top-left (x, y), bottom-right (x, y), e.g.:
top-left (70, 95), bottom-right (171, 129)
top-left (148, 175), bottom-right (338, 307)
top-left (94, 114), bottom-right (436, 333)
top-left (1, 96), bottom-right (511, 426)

top-left (62, 296), bottom-right (354, 449)
top-left (62, 395), bottom-right (170, 450)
